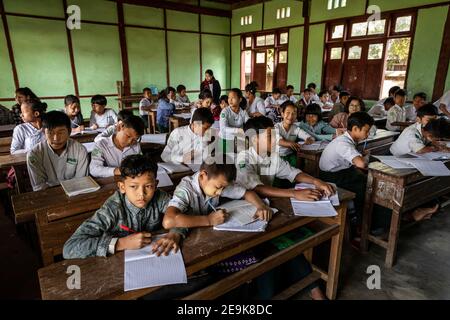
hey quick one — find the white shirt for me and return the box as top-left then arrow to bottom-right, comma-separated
368,104 -> 386,117
27,139 -> 89,191
405,105 -> 417,122
247,97 -> 266,116
275,122 -> 312,156
168,171 -> 246,216
161,125 -> 217,164
10,122 -> 45,154
390,122 -> 426,156
236,147 -> 301,190
94,124 -> 117,142
174,95 -> 190,108
317,101 -> 334,112
89,109 -> 118,128
219,106 -> 250,140
283,95 -> 298,104
386,105 -> 407,131
89,135 -> 142,178
319,132 -> 361,172
264,96 -> 285,110
433,90 -> 450,113
139,98 -> 152,116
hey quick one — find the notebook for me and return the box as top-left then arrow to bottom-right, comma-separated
60,176 -> 101,197
294,183 -> 339,206
141,133 -> 167,145
213,204 -> 279,232
156,169 -> 173,188
158,162 -> 191,174
124,235 -> 187,291
290,199 -> 337,217
299,141 -> 329,151
216,200 -> 259,226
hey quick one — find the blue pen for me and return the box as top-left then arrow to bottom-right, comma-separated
208,200 -> 217,212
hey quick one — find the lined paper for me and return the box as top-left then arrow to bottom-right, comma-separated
156,169 -> 173,188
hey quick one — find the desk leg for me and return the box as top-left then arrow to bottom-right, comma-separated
385,207 -> 401,268
360,171 -> 376,253
326,201 -> 347,300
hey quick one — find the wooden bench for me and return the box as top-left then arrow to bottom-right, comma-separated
37,188 -> 354,300
360,161 -> 450,268
0,136 -> 12,155
0,124 -> 15,138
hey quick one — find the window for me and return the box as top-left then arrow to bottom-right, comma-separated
351,22 -> 368,37
256,52 -> 265,64
330,47 -> 342,60
368,43 -> 384,60
245,37 -> 252,48
256,34 -> 275,46
279,51 -> 287,63
395,16 -> 412,33
240,15 -> 253,26
348,46 -> 362,59
368,19 -> 386,35
256,36 -> 265,46
277,7 -> 291,19
328,0 -> 347,10
266,34 -> 275,45
331,25 -> 344,39
280,32 -> 289,44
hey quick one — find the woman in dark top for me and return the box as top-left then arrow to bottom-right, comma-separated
200,69 -> 221,105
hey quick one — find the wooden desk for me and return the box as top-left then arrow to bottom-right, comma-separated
70,132 -> 99,144
169,114 -> 191,133
391,121 -> 414,132
0,152 -> 26,169
360,161 -> 450,268
38,188 -> 354,300
0,124 -> 15,138
0,136 -> 12,155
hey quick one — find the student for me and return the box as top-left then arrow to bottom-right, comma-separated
245,82 -> 266,118
298,104 -> 338,141
386,89 -> 407,131
156,87 -> 176,133
90,115 -> 145,178
330,85 -> 342,104
139,87 -> 153,128
219,88 -> 249,142
390,104 -> 444,156
94,109 -> 134,142
368,97 -> 395,117
64,154 -> 184,259
376,85 -> 401,106
219,95 -> 228,111
434,89 -> 450,117
11,87 -> 39,125
89,95 -> 118,129
405,92 -> 427,122
275,101 -> 314,167
329,91 -> 350,119
283,85 -> 298,104
63,95 -> 84,134
317,90 -> 333,112
10,99 -> 47,154
175,84 -> 191,107
307,83 -> 320,102
299,88 -> 313,108
27,111 -> 89,191
161,108 -> 216,165
264,88 -> 284,122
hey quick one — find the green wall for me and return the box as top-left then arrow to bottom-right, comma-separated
310,0 -> 366,23
305,24 -> 326,90
287,27 -> 303,91
231,36 -> 241,88
0,22 -> 16,99
263,0 -> 304,30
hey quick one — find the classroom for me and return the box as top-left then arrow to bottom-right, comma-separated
0,0 -> 450,302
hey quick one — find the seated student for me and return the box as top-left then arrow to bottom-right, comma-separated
276,101 -> 314,167
90,115 -> 145,178
299,88 -> 313,108
405,92 -> 427,122
200,90 -> 220,121
330,85 -> 342,104
156,87 -> 176,133
161,108 -> 216,165
298,104 -> 339,141
329,91 -> 350,119
174,84 -> 191,108
27,111 -> 89,191
139,87 -> 154,129
386,89 -> 408,131
64,154 -> 184,259
94,109 -> 133,142
307,82 -> 320,102
219,88 -> 249,143
10,99 -> 47,154
317,90 -> 333,112
368,97 -> 395,117
264,88 -> 285,122
283,85 -> 298,104
245,82 -> 266,118
376,85 -> 401,107
89,95 -> 118,129
63,95 -> 84,134
11,87 -> 39,125
390,104 -> 445,156
434,89 -> 450,117
219,95 -> 228,111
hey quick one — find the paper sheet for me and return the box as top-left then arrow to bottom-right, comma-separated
290,199 -> 337,217
214,219 -> 268,232
397,158 -> 450,176
158,162 -> 191,174
295,183 -> 339,206
156,169 -> 173,187
217,200 -> 258,226
418,152 -> 450,161
60,176 -> 101,197
299,141 -> 329,151
141,133 -> 167,144
175,113 -> 192,120
373,156 -> 414,169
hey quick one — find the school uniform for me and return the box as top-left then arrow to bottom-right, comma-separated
94,124 -> 117,142
156,99 -> 175,133
368,104 -> 386,117
139,98 -> 152,117
433,90 -> 450,114
405,105 -> 417,122
386,104 -> 407,131
219,106 -> 249,140
27,139 -> 89,191
161,125 -> 217,164
89,135 -> 142,178
264,96 -> 285,122
10,122 -> 45,154
247,97 -> 266,116
275,122 -> 311,165
89,108 -> 118,128
390,122 -> 427,156
282,95 -> 298,104
298,97 -> 312,107
297,121 -> 336,141
174,95 -> 191,108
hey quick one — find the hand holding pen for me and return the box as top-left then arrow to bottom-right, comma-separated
207,201 -> 228,226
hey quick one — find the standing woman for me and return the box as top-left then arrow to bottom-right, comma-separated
201,69 -> 221,105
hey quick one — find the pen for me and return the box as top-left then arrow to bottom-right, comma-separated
208,200 -> 217,212
119,224 -> 136,233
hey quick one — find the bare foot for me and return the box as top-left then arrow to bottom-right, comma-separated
310,287 -> 327,300
411,204 -> 439,221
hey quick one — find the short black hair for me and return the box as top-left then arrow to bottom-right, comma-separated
307,83 -> 317,90
347,112 -> 374,131
394,89 -> 406,98
117,109 -> 134,122
339,91 -> 350,99
219,95 -> 228,103
200,157 -> 236,183
205,69 -> 214,77
42,110 -> 71,132
120,154 -> 158,179
192,107 -> 214,125
64,95 -> 80,106
332,85 -> 342,92
200,89 -> 213,100
384,97 -> 395,106
280,100 -> 297,113
167,86 -> 176,94
143,87 -> 152,93
286,85 -> 294,91
417,103 -> 439,118
16,87 -> 39,100
345,96 -> 366,113
91,94 -> 107,106
229,88 -> 243,100
305,103 -> 322,121
122,115 -> 145,136
272,88 -> 282,95
389,86 -> 401,96
423,118 -> 450,139
243,116 -> 274,136
303,88 -> 312,93
318,90 -> 329,98
245,82 -> 257,95
176,84 -> 186,93
413,92 -> 427,101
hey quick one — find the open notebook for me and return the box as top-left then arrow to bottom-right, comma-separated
141,133 -> 167,145
158,162 -> 191,174
124,235 -> 187,291
60,176 -> 101,197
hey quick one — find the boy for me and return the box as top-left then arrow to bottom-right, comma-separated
433,89 -> 450,118
94,109 -> 133,142
175,84 -> 191,108
283,85 -> 298,104
317,90 -> 333,112
386,89 -> 407,131
63,154 -> 183,259
390,104 -> 444,156
90,115 -> 145,178
27,111 -> 89,191
329,91 -> 350,118
368,97 -> 394,117
376,85 -> 400,106
405,92 -> 427,122
139,87 -> 153,128
307,83 -> 320,102
161,108 -> 216,165
89,95 -> 118,129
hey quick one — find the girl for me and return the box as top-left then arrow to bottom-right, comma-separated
298,104 -> 339,141
156,87 -> 176,133
200,69 -> 221,105
64,95 -> 84,134
245,82 -> 266,118
264,88 -> 285,123
11,87 -> 39,125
